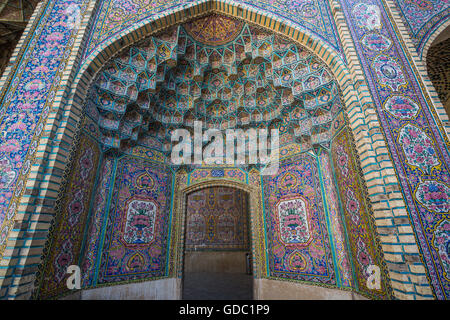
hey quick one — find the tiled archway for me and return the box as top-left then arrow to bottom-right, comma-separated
171,177 -> 265,299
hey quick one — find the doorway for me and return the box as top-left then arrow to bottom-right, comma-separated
181,186 -> 253,300
426,25 -> 450,118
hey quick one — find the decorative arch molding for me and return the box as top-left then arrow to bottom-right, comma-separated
62,7 -> 366,298
419,16 -> 450,123
62,6 -> 367,292
384,0 -> 450,135
64,0 -> 361,175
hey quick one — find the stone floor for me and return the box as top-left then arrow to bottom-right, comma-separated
182,272 -> 253,300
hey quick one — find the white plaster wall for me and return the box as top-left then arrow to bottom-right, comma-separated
80,278 -> 180,300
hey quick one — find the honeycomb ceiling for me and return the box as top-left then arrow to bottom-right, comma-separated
87,14 -> 342,155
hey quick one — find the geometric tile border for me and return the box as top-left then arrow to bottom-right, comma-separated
0,0 -> 445,300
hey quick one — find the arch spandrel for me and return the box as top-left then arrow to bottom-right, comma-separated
82,0 -> 343,63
